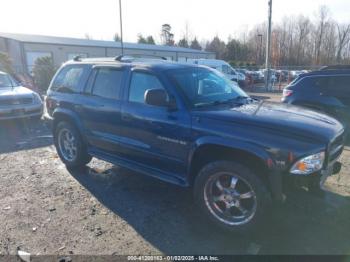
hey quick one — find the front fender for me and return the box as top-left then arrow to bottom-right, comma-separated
188,136 -> 272,172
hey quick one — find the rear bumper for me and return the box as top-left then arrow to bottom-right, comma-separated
0,103 -> 43,120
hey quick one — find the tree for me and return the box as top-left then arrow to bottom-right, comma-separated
113,33 -> 121,42
205,36 -> 226,59
146,36 -> 155,45
190,37 -> 202,50
313,6 -> 330,64
32,56 -> 56,92
137,34 -> 148,44
0,52 -> 14,75
161,24 -> 175,46
177,38 -> 189,48
336,23 -> 350,62
137,34 -> 155,45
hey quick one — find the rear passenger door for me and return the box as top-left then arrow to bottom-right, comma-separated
329,75 -> 350,125
328,76 -> 350,107
78,66 -> 125,153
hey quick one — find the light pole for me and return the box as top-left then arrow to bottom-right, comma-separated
258,34 -> 263,65
119,0 -> 124,56
265,0 -> 272,91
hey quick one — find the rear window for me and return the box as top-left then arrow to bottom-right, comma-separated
51,65 -> 88,93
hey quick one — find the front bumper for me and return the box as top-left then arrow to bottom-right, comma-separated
269,161 -> 342,202
0,103 -> 43,120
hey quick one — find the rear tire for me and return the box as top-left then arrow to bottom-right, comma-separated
194,161 -> 270,233
54,121 -> 92,169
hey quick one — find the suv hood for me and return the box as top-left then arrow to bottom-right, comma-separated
0,86 -> 34,97
194,101 -> 344,142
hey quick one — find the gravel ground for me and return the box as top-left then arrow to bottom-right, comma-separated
0,104 -> 350,256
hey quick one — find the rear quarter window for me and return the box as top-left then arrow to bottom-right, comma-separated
50,64 -> 89,93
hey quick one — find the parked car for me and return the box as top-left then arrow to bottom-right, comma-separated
0,71 -> 43,120
45,57 -> 344,232
282,66 -> 350,137
186,59 -> 246,87
248,70 -> 264,83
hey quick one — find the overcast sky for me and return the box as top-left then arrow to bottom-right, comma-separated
1,0 -> 349,43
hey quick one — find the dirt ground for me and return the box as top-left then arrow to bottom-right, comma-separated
1,95 -> 350,256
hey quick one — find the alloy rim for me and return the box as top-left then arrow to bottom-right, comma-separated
58,128 -> 78,162
204,172 -> 257,226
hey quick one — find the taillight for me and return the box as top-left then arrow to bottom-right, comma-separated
283,89 -> 293,97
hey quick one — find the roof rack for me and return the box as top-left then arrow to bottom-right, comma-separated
114,54 -> 167,61
73,55 -> 82,61
319,65 -> 350,70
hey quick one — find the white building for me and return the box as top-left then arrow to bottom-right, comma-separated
0,32 -> 215,74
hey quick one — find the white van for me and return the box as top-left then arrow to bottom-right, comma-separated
186,59 -> 246,85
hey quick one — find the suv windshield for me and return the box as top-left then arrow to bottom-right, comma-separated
167,67 -> 248,108
0,74 -> 14,88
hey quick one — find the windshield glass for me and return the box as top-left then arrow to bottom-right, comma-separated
0,74 -> 13,88
167,67 -> 248,108
222,64 -> 236,75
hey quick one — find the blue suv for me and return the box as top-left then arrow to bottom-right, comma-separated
45,57 -> 345,232
282,66 -> 350,138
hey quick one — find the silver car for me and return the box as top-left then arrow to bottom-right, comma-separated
0,71 -> 43,120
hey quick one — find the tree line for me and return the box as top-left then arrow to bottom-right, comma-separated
126,6 -> 350,67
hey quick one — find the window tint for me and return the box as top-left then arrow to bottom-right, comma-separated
222,65 -> 235,75
51,65 -> 86,93
0,74 -> 13,88
129,72 -> 164,104
329,76 -> 350,94
92,68 -> 123,100
310,77 -> 328,91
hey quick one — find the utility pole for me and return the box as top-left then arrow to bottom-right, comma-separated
265,0 -> 272,91
119,0 -> 124,56
258,34 -> 263,65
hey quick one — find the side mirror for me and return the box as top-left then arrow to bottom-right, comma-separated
144,88 -> 176,110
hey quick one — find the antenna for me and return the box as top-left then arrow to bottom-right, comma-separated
119,0 -> 124,56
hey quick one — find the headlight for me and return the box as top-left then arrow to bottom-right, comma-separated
32,93 -> 42,104
290,152 -> 325,175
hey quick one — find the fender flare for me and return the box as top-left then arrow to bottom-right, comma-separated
187,136 -> 271,175
52,108 -> 85,139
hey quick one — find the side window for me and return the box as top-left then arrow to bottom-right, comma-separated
329,76 -> 350,95
91,68 -> 123,100
310,77 -> 328,92
51,65 -> 86,93
129,72 -> 165,104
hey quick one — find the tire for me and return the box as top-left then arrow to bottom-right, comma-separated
194,161 -> 270,233
54,121 -> 92,169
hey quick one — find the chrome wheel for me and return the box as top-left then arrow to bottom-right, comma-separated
204,172 -> 257,226
58,128 -> 78,162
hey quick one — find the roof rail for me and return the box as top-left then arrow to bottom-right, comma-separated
319,65 -> 350,70
114,54 -> 167,61
73,55 -> 82,61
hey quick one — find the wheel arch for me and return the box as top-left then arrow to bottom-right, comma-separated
188,138 -> 271,190
52,109 -> 85,139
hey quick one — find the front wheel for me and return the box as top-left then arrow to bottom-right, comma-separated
54,121 -> 92,169
194,161 -> 270,233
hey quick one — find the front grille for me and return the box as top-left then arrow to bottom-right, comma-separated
0,97 -> 33,106
328,133 -> 345,163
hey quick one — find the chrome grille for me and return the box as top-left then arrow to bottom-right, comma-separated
328,133 -> 345,163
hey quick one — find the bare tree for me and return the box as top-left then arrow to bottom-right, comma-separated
336,23 -> 350,62
313,6 -> 330,64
